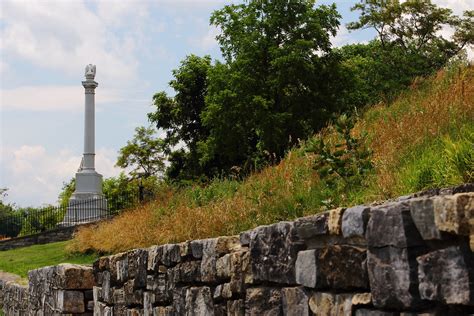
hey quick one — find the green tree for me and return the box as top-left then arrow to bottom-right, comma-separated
116,126 -> 166,179
199,0 -> 342,174
148,55 -> 212,181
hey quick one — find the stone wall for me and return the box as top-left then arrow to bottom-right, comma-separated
1,185 -> 473,315
1,264 -> 94,315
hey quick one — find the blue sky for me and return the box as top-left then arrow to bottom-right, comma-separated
0,0 -> 472,207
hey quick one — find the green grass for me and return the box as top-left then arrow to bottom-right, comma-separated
0,241 -> 98,278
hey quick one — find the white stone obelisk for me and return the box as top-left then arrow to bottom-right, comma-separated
63,64 -> 107,224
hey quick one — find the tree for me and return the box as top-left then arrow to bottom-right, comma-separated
148,55 -> 212,181
347,0 -> 473,98
199,0 -> 342,174
116,126 -> 166,179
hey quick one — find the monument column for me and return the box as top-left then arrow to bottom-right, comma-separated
63,64 -> 106,224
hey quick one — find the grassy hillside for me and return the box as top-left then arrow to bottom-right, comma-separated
69,63 -> 473,254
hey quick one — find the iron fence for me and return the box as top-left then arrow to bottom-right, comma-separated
0,191 -> 152,240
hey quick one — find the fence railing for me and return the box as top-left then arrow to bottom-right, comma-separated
0,191 -> 152,240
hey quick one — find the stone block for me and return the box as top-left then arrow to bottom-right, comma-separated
245,287 -> 281,316
367,246 -> 426,310
184,286 -> 214,315
409,198 -> 442,240
352,293 -> 372,306
147,245 -> 164,272
143,291 -> 155,316
367,202 -> 424,248
124,279 -> 143,306
190,239 -> 205,259
216,253 -> 232,280
152,306 -> 174,316
200,238 -> 219,283
128,249 -> 148,287
179,260 -> 202,283
227,299 -> 245,316
113,288 -> 126,305
250,221 -> 305,284
281,287 -> 309,316
417,246 -> 473,305
342,205 -> 371,239
295,212 -> 329,239
308,292 -> 353,316
57,290 -> 85,313
295,245 -> 368,290
101,270 -> 113,304
109,252 -> 128,285
215,235 -> 241,255
434,193 -> 472,235
213,283 -> 232,300
51,264 -> 95,290
162,244 -> 181,266
328,207 -> 345,235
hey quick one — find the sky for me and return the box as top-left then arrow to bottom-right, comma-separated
0,0 -> 472,207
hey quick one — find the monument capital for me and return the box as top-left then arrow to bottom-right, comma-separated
85,64 -> 96,80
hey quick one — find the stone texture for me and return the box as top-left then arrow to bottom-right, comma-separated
342,205 -> 371,239
328,207 -> 345,235
295,212 -> 329,239
227,299 -> 245,316
200,238 -> 219,283
367,202 -> 424,248
184,286 -> 214,315
352,293 -> 372,306
367,246 -> 426,310
57,290 -> 85,313
355,309 -> 398,316
245,287 -> 281,316
409,198 -> 442,240
417,246 -> 473,305
249,221 -> 305,284
434,193 -> 472,235
281,287 -> 309,316
55,264 -> 95,290
295,245 -> 368,290
308,292 -> 353,316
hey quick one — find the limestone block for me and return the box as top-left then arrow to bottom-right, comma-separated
179,241 -> 191,258
57,290 -> 85,313
117,256 -> 129,284
417,246 -> 473,305
113,288 -> 126,305
179,260 -> 202,283
367,202 -> 424,248
295,212 -> 329,239
342,205 -> 371,239
162,244 -> 181,266
216,253 -> 232,280
190,239 -> 205,259
184,286 -> 214,315
172,287 -> 188,316
355,309 -> 398,316
109,252 -> 128,285
124,279 -> 143,306
215,235 -> 241,255
94,301 -> 113,316
308,292 -> 353,316
281,287 -> 309,316
152,306 -> 174,316
53,264 -> 95,290
93,286 -> 102,303
213,283 -> 232,300
128,249 -> 148,289
245,287 -> 281,316
328,207 -> 345,235
127,308 -> 144,316
101,271 -> 113,304
409,198 -> 442,240
214,304 -> 227,316
143,291 -> 155,316
249,221 -> 305,284
367,246 -> 426,310
200,238 -> 219,283
147,245 -> 164,272
434,193 -> 472,235
146,273 -> 168,303
295,245 -> 368,290
352,293 -> 372,306
227,299 -> 245,316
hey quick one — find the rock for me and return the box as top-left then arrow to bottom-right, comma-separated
124,279 -> 143,306
245,287 -> 281,316
143,291 -> 155,316
367,246 -> 426,310
152,306 -> 174,316
53,264 -> 95,290
434,193 -> 472,235
213,283 -> 232,300
295,212 -> 329,239
328,207 -> 345,235
250,221 -> 305,284
184,286 -> 214,315
281,287 -> 309,316
179,260 -> 202,283
342,205 -> 371,239
216,253 -> 232,280
214,304 -> 227,316
409,198 -> 442,240
227,299 -> 245,316
295,245 -> 368,290
101,271 -> 113,304
308,292 -> 353,316
117,256 -> 129,284
200,238 -> 218,283
215,235 -> 241,255
113,288 -> 126,305
128,249 -> 148,288
352,293 -> 372,306
162,244 -> 181,266
147,246 -> 164,272
190,239 -> 205,259
56,290 -> 85,313
367,202 -> 425,248
417,246 -> 473,305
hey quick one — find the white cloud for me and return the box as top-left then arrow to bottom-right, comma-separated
189,26 -> 220,51
1,145 -> 121,207
0,85 -> 122,111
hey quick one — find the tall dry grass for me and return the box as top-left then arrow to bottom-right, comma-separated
68,64 -> 474,254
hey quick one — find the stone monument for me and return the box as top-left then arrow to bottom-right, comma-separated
63,64 -> 107,224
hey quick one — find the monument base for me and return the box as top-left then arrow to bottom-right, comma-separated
60,171 -> 108,226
